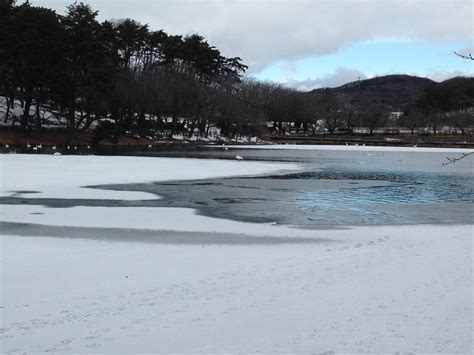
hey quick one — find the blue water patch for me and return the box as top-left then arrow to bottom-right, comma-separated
294,172 -> 473,213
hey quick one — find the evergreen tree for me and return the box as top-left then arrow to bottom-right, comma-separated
0,0 -> 250,137
114,19 -> 149,71
61,2 -> 115,130
0,0 -> 16,15
0,2 -> 65,128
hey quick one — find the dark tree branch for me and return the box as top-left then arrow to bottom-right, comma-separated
442,152 -> 474,165
454,51 -> 474,60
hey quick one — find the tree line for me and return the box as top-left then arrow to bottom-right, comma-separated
1,1 -> 472,142
0,1 -> 250,140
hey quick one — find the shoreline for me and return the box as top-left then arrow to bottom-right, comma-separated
1,126 -> 474,154
1,140 -> 473,156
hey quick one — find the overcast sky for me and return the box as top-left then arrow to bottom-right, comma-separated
31,0 -> 473,90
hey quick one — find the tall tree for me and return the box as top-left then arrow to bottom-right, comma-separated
0,2 -> 65,128
0,0 -> 16,15
61,2 -> 116,130
114,19 -> 149,71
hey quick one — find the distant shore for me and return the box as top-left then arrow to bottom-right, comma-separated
0,127 -> 473,155
269,134 -> 474,149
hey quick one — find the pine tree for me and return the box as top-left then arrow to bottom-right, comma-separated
61,2 -> 116,130
0,0 -> 16,15
0,2 -> 65,128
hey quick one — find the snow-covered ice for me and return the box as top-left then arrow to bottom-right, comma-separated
0,154 -> 299,200
0,205 -> 315,236
0,153 -> 472,353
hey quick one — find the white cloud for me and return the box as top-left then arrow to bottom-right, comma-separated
283,67 -> 368,91
282,68 -> 473,91
428,70 -> 474,82
32,0 -> 473,73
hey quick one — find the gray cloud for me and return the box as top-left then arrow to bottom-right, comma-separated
32,0 -> 473,73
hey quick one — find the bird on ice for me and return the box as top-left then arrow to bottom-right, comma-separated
235,155 -> 244,160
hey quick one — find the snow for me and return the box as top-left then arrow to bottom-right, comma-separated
0,154 -> 472,353
0,154 -> 299,201
1,224 -> 472,353
224,144 -> 474,153
0,205 -> 313,237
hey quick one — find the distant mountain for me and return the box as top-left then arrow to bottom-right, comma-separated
311,75 -> 437,111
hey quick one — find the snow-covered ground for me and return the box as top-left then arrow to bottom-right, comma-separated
1,225 -> 472,353
0,154 -> 472,353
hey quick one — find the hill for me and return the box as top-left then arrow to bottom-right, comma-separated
311,74 -> 437,111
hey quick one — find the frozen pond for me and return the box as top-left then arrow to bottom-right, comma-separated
2,146 -> 472,227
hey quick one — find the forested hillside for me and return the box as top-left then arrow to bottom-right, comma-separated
320,75 -> 436,111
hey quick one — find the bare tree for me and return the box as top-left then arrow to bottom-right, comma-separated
357,103 -> 386,134
448,111 -> 472,135
315,92 -> 344,134
401,107 -> 426,134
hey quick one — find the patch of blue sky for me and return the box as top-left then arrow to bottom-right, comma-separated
255,40 -> 473,82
